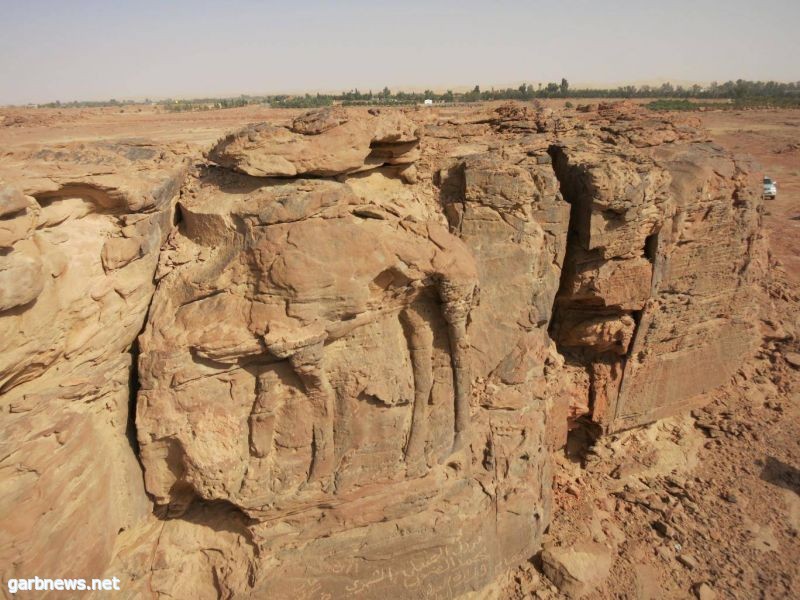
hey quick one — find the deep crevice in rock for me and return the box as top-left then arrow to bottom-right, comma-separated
125,198 -> 185,485
547,144 -> 641,433
126,336 -> 142,458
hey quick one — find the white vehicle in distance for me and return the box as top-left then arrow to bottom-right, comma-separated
763,176 -> 777,199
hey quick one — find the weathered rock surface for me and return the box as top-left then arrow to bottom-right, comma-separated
548,103 -> 764,431
135,109 -> 551,597
0,104 -> 766,598
0,141 -> 187,586
208,107 -> 421,178
542,542 -> 614,598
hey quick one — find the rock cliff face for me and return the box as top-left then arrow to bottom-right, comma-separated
0,141 -> 187,583
0,103 -> 766,598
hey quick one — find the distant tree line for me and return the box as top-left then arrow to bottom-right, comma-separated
32,79 -> 800,111
268,79 -> 800,109
38,98 -> 127,108
161,96 -> 251,112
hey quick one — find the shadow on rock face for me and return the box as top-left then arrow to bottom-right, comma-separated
760,456 -> 800,495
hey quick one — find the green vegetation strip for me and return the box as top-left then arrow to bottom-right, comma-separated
29,79 -> 800,112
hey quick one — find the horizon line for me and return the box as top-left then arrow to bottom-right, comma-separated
5,76 -> 800,107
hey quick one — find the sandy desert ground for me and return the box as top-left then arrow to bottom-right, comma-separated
700,110 -> 800,283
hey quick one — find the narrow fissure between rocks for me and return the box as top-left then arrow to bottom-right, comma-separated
546,144 -> 646,437
644,231 -> 659,264
126,337 -> 142,457
125,198 -> 182,488
547,144 -> 600,441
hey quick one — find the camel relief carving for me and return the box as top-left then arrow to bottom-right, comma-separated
261,272 -> 477,486
136,108 -> 481,509
137,172 -> 479,508
238,203 -> 479,488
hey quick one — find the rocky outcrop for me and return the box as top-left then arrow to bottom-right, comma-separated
134,110 -> 549,597
0,104 -> 766,599
0,141 -> 188,585
547,104 -> 764,432
208,107 -> 421,179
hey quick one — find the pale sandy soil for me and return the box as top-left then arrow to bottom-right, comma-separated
699,110 -> 800,283
0,105 -> 303,147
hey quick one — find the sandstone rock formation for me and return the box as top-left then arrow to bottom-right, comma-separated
0,103 -> 766,599
0,141 -> 187,584
208,107 -> 421,179
135,109 -> 550,597
548,102 -> 763,432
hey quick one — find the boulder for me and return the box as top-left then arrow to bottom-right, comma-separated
542,542 -> 614,598
207,107 -> 421,177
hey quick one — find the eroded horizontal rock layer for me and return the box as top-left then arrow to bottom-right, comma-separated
0,141 -> 187,584
0,103 -> 765,599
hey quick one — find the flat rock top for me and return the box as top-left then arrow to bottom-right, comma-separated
0,139 -> 190,212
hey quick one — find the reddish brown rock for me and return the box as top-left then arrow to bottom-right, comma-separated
0,104 -> 767,598
542,542 -> 614,598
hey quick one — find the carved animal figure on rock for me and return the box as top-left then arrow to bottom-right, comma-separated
136,113 -> 479,511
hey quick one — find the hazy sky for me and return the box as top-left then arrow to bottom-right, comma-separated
1,0 -> 798,104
